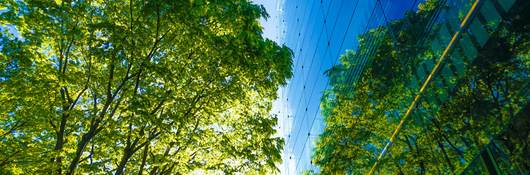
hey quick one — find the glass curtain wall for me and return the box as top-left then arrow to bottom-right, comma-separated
313,0 -> 529,174
278,0 -> 423,174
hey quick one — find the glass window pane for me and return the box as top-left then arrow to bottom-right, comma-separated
441,63 -> 456,90
450,51 -> 466,77
441,63 -> 454,78
459,34 -> 478,61
438,25 -> 452,46
423,59 -> 435,73
409,77 -> 419,91
497,0 -> 516,12
431,37 -> 444,57
480,0 -> 502,30
469,19 -> 489,47
417,66 -> 426,82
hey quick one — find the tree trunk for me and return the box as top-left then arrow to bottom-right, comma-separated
115,148 -> 134,175
138,144 -> 149,175
53,114 -> 68,175
66,119 -> 100,175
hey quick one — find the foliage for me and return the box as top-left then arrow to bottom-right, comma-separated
0,0 -> 292,174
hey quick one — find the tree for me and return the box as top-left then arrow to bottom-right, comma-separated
0,0 -> 292,174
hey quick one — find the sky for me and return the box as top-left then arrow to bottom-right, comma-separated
253,0 -> 283,42
250,0 -> 296,174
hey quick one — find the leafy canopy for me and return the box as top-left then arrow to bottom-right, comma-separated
0,0 -> 293,174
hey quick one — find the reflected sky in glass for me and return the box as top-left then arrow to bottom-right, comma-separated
254,0 -> 424,174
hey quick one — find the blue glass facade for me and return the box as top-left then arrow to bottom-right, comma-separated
273,0 -> 530,174
276,0 -> 424,173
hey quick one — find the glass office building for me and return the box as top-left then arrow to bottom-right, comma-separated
275,0 -> 529,174
276,0 -> 425,174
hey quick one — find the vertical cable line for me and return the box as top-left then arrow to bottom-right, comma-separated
292,0 -> 369,169
283,0 -> 316,138
283,0 -> 313,102
291,0 -> 316,61
284,4 -> 321,136
285,0 -> 316,99
284,1 -> 339,172
293,0 -> 379,168
286,0 -> 314,103
342,0 -> 407,94
340,2 -> 379,94
286,0 -> 338,151
280,1 -> 314,168
290,0 -> 333,92
366,0 -> 483,174
289,0 -> 345,153
291,0 -> 361,169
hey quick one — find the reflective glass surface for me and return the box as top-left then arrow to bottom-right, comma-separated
277,0 -> 529,174
277,0 -> 422,173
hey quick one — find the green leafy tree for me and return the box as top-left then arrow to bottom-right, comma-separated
0,0 -> 292,174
